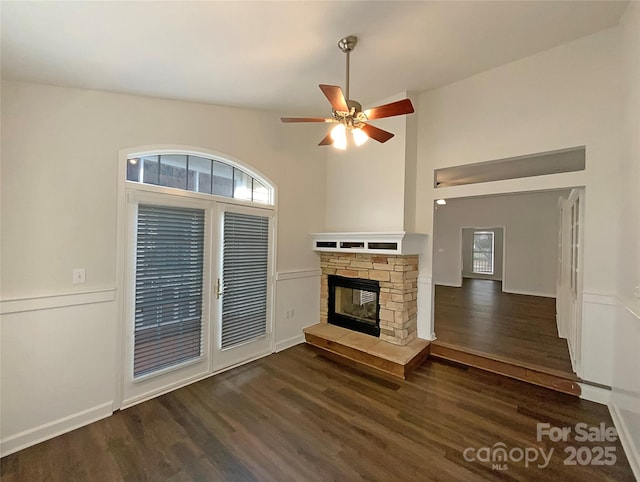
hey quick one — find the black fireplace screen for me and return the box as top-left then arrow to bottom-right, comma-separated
328,275 -> 380,336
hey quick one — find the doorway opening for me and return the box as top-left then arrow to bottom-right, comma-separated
431,189 -> 580,381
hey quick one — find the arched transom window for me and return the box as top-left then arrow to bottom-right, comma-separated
126,153 -> 273,205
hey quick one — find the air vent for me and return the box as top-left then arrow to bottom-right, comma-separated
316,241 -> 337,248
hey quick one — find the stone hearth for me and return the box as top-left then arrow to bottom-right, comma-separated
320,252 -> 419,346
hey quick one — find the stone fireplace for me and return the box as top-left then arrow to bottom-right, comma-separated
320,252 -> 419,346
307,232 -> 431,378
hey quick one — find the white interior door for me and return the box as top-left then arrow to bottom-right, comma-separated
212,203 -> 274,371
568,190 -> 583,371
556,188 -> 583,373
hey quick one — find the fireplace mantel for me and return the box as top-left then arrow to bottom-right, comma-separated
310,231 -> 428,255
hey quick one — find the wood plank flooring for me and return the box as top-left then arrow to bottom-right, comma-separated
1,344 -> 634,481
435,279 -> 575,375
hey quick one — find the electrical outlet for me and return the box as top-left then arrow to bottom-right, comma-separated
72,268 -> 86,284
634,285 -> 640,298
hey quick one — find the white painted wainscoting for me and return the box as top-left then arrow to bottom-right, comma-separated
0,290 -> 117,456
0,269 -> 323,457
580,292 -> 616,387
417,276 -> 435,341
609,300 -> 640,480
577,293 -> 640,479
274,269 -> 322,352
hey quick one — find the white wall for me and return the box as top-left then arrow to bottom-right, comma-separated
325,92 -> 410,232
415,27 -> 622,299
1,82 -> 325,298
433,192 -> 564,297
611,2 -> 640,477
0,81 -> 326,454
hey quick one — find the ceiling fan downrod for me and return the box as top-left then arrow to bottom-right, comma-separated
338,36 -> 357,102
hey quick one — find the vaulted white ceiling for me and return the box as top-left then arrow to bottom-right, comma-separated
1,1 -> 628,114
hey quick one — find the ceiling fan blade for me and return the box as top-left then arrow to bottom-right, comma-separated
319,84 -> 349,112
361,123 -> 395,143
281,117 -> 330,123
365,98 -> 414,120
318,132 -> 333,146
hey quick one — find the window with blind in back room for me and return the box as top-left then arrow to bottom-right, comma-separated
133,204 -> 205,378
473,231 -> 495,275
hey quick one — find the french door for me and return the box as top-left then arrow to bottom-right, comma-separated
212,204 -> 273,370
122,192 -> 273,407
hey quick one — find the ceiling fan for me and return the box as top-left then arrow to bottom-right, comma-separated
281,35 -> 415,149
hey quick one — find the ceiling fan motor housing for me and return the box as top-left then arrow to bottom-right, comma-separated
338,36 -> 357,53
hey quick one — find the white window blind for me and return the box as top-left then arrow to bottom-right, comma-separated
221,211 -> 269,349
134,204 -> 205,377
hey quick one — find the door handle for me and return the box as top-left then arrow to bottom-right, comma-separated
216,278 -> 224,299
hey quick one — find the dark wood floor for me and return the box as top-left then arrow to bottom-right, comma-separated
1,344 -> 633,481
435,279 -> 575,375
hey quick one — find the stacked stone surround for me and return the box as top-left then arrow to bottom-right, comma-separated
319,252 -> 419,346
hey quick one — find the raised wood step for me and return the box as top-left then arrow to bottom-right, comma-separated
303,323 -> 430,379
430,340 -> 581,396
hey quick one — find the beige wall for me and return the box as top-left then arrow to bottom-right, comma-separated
325,92 -> 411,232
617,1 -> 640,315
612,1 -> 640,474
415,26 -> 622,298
433,192 -> 563,296
1,81 -> 326,298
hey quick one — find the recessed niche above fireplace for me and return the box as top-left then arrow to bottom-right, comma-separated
311,232 -> 427,255
328,275 -> 380,337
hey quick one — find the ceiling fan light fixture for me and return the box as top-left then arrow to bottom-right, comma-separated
280,35 -> 414,148
330,123 -> 347,149
352,127 -> 369,146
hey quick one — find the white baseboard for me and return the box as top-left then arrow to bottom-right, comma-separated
503,288 -> 555,298
579,383 -> 611,405
433,282 -> 462,288
609,401 -> 640,480
275,334 -> 305,352
1,401 -> 113,457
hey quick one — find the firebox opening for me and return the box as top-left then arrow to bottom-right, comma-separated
328,275 -> 380,337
